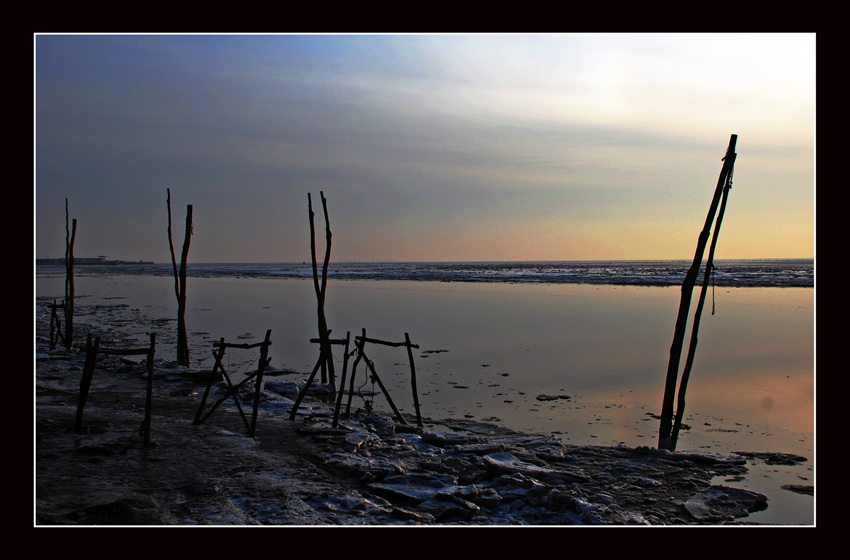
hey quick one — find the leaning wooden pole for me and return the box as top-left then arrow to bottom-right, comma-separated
167,189 -> 193,366
64,199 -> 77,350
670,159 -> 735,449
658,134 -> 737,451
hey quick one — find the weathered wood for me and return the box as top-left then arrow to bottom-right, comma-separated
74,333 -> 157,446
64,199 -> 76,349
356,335 -> 421,349
49,300 -> 65,350
142,333 -> 156,446
342,329 -> 408,424
332,332 -> 352,428
405,332 -> 423,427
167,188 -> 193,366
658,134 -> 737,450
194,338 -> 226,425
195,332 -> 273,438
248,330 -> 273,437
75,334 -> 100,434
670,157 -> 735,449
196,349 -> 250,429
308,192 -> 335,387
97,347 -> 152,356
214,340 -> 272,350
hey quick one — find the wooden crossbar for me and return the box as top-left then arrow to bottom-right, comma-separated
334,328 -> 423,428
75,332 -> 156,446
193,330 -> 272,437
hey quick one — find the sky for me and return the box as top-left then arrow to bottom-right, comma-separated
34,33 -> 815,263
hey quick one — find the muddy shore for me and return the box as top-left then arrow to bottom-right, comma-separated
35,315 -> 806,526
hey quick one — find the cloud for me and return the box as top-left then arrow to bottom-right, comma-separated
35,33 -> 815,262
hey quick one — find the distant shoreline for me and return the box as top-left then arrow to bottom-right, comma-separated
35,259 -> 813,289
35,257 -> 814,267
35,258 -> 154,266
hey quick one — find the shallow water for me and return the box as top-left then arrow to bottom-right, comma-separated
35,271 -> 814,524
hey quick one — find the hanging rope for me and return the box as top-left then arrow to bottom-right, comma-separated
711,264 -> 717,315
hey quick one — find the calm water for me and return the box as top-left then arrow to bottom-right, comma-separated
35,260 -> 815,524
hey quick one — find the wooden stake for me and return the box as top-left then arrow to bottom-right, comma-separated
405,332 -> 423,427
75,334 -> 100,434
142,333 -> 156,446
308,192 -> 335,388
248,330 -> 273,437
670,158 -> 735,449
658,134 -> 737,450
64,199 -> 76,349
332,332 -> 352,428
167,188 -> 193,366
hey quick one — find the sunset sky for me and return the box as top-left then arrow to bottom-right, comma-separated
34,33 -> 815,263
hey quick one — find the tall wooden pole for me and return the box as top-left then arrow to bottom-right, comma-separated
308,192 -> 335,388
64,199 -> 76,349
669,157 -> 735,449
167,189 -> 193,366
658,134 -> 737,450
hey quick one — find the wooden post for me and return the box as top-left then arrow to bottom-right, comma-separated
344,334 -> 364,417
332,332 -> 352,428
75,334 -> 100,434
340,329 -> 409,425
248,330 -> 273,437
73,334 -> 158,443
64,199 -> 77,350
308,192 -> 335,389
49,299 -> 65,350
405,333 -> 423,427
167,189 -> 193,366
195,332 -> 273,435
49,300 -> 56,350
658,134 -> 737,450
194,337 -> 226,424
670,159 -> 735,449
142,333 -> 156,446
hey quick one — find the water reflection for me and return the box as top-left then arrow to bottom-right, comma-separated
37,275 -> 813,458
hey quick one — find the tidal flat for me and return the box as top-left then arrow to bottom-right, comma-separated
34,270 -> 814,525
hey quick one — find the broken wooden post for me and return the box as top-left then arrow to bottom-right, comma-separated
64,199 -> 77,350
167,188 -> 193,366
658,134 -> 737,451
308,191 -> 335,389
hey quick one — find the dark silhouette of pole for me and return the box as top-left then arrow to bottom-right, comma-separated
669,156 -> 735,449
308,192 -> 335,388
64,199 -> 77,349
167,188 -> 193,366
658,134 -> 737,451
